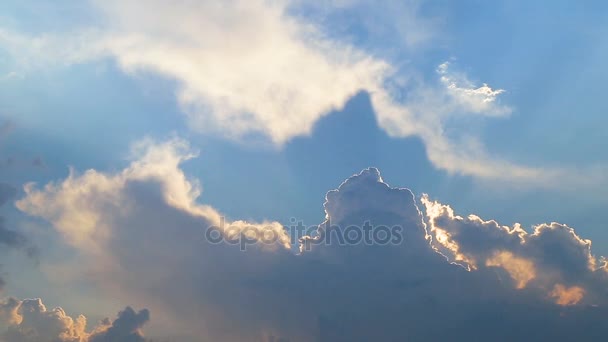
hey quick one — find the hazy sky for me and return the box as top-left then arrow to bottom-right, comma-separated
1,1 -> 608,341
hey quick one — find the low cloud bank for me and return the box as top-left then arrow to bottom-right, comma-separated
13,139 -> 608,341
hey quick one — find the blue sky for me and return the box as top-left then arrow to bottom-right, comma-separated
2,0 -> 606,244
1,1 -> 608,341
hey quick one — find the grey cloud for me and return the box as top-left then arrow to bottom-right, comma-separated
89,307 -> 150,342
15,140 -> 608,341
423,195 -> 608,305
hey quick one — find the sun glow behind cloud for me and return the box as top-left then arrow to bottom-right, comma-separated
422,193 -> 608,307
6,137 -> 608,340
1,1 -> 608,341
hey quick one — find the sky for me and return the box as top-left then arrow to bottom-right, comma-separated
0,0 -> 607,341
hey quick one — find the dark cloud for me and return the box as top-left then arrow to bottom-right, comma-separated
15,140 -> 608,341
0,298 -> 150,342
89,307 -> 150,342
423,196 -> 608,304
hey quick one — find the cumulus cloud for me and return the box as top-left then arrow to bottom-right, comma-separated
0,297 -> 149,342
17,138 -> 290,252
422,194 -> 608,305
88,306 -> 150,342
14,138 -> 608,341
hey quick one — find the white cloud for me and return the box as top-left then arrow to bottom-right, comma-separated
369,62 -> 608,187
1,0 -> 606,186
94,0 -> 390,145
14,139 -> 608,341
436,61 -> 510,116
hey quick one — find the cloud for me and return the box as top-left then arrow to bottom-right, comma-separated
369,61 -> 567,184
1,298 -> 88,342
550,284 -> 585,306
0,297 -> 149,342
436,61 -> 510,116
88,307 -> 150,342
422,194 -> 608,305
16,137 -> 290,253
15,138 -> 608,341
3,0 -> 605,186
96,0 -> 389,145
